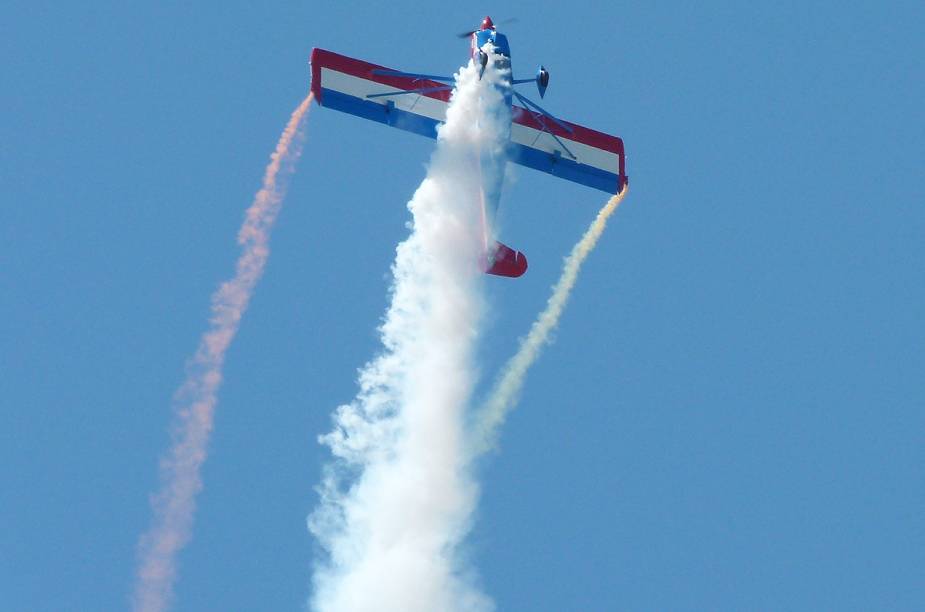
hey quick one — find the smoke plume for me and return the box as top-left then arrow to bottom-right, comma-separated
470,189 -> 627,456
308,57 -> 509,612
133,92 -> 313,612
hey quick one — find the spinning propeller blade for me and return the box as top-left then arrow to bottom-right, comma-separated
456,17 -> 517,38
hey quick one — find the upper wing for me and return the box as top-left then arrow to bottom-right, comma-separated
310,48 -> 451,140
509,105 -> 627,194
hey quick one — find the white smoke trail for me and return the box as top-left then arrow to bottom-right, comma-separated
133,92 -> 313,612
309,58 -> 509,612
470,189 -> 627,456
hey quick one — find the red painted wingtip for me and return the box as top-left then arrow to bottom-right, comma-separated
309,47 -> 323,104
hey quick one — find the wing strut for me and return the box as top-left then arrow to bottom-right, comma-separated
513,92 -> 574,134
366,85 -> 453,99
370,69 -> 454,82
513,92 -> 577,160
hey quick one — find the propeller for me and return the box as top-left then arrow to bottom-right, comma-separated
456,17 -> 518,38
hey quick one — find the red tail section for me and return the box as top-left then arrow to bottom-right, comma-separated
483,241 -> 528,278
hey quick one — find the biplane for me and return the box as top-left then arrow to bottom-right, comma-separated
309,16 -> 627,278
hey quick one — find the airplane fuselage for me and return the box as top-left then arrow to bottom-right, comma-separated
470,26 -> 515,108
467,22 -> 516,246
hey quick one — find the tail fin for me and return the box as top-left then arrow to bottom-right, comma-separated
483,241 -> 528,278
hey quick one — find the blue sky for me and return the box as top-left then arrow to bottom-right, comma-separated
2,2 -> 923,610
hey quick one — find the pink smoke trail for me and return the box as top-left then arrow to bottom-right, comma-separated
133,92 -> 313,612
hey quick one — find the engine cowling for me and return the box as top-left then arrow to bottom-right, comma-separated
536,66 -> 549,98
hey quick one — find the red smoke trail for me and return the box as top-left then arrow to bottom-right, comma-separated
133,92 -> 313,612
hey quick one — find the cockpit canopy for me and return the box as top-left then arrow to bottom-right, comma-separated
475,28 -> 510,57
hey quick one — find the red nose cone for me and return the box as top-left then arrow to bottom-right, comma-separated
480,16 -> 494,30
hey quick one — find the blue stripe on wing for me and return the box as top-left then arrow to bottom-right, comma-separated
319,88 -> 441,140
507,142 -> 620,193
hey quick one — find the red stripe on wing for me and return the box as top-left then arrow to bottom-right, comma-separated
310,48 -> 453,105
512,106 -> 624,153
512,106 -> 626,179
